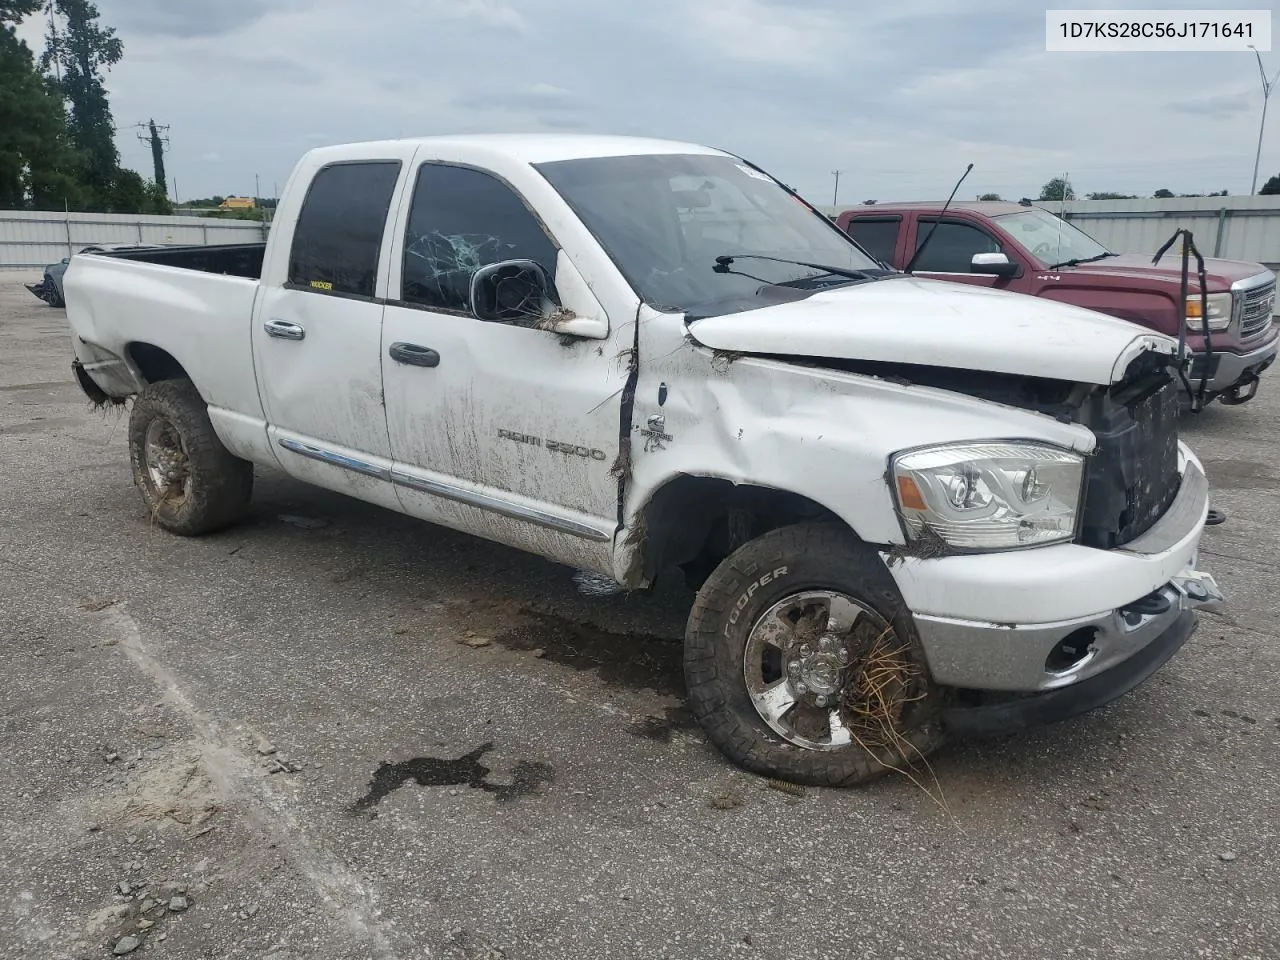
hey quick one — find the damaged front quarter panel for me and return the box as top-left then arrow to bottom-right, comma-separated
612,314 -> 1097,587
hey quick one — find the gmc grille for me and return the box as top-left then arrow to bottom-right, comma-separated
1079,375 -> 1181,549
1239,279 -> 1275,342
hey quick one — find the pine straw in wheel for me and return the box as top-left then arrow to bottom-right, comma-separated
840,626 -> 952,816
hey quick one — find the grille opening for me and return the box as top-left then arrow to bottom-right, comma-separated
1045,627 -> 1098,674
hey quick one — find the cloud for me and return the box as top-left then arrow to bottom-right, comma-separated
14,0 -> 1278,204
1171,93 -> 1253,117
97,0 -> 276,37
452,83 -> 588,115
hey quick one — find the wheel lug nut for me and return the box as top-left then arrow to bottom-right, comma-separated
799,643 -> 812,657
794,682 -> 808,695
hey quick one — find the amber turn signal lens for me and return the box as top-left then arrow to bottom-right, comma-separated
896,475 -> 926,510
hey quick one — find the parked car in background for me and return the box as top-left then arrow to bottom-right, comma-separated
837,202 -> 1277,407
25,243 -> 164,307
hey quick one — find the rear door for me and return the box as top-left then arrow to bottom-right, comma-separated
907,216 -> 1019,289
842,215 -> 904,269
252,146 -> 415,509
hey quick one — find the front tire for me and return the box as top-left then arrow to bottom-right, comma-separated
684,523 -> 944,786
128,379 -> 253,535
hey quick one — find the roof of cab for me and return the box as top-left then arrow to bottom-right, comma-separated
308,134 -> 727,166
844,201 -> 1033,217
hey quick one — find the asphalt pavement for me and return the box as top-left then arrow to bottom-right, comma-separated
1,273 -> 1277,960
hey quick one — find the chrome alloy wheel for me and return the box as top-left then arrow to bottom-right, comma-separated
743,590 -> 892,751
143,417 -> 191,506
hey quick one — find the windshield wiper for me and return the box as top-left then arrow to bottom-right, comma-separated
1047,252 -> 1117,270
713,254 -> 876,282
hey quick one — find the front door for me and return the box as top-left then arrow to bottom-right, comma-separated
380,160 -> 625,572
909,217 -> 1018,290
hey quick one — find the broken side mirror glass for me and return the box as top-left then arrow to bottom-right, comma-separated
468,259 -> 558,326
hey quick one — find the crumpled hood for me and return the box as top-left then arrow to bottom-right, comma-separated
687,275 -> 1176,385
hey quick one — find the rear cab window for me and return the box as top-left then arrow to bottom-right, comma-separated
288,161 -> 402,298
843,217 -> 901,266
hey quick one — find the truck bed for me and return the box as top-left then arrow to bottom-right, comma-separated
109,242 -> 267,280
64,248 -> 266,420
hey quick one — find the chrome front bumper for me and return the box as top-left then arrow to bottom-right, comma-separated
914,565 -> 1221,693
1193,335 -> 1277,392
901,451 -> 1218,694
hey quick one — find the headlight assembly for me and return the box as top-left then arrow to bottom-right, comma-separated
1185,291 -> 1233,332
891,442 -> 1085,551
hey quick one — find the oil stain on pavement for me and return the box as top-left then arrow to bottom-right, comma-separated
350,743 -> 554,812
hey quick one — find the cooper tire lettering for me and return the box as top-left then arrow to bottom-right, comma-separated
723,566 -> 790,635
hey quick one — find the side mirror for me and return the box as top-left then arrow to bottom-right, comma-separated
971,252 -> 1018,277
468,260 -> 557,326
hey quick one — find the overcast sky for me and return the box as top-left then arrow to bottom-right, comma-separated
14,0 -> 1280,204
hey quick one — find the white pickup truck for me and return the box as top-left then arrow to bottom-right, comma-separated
65,134 -> 1222,786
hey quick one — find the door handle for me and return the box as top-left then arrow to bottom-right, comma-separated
264,319 -> 305,341
388,342 -> 440,367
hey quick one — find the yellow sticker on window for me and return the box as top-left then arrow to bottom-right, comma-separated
310,280 -> 333,291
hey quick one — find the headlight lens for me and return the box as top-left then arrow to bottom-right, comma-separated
1185,291 -> 1233,331
891,442 -> 1085,551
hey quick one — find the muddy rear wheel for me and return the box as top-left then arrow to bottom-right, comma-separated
128,379 -> 253,535
684,523 -> 944,786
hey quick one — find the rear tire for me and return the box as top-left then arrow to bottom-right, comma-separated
128,379 -> 253,535
684,523 -> 945,786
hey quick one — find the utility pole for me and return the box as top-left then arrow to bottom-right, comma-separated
255,173 -> 261,203
831,170 -> 841,207
135,120 -> 170,196
1249,45 -> 1280,194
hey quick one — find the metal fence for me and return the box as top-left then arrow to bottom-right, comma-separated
1038,196 -> 1280,271
0,209 -> 267,270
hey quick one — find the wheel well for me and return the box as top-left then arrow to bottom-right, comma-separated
636,476 -> 843,586
127,343 -> 188,384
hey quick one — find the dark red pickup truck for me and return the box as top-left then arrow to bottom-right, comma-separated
836,201 -> 1278,406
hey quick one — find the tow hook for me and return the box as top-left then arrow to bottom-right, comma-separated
1171,571 -> 1225,614
1219,373 -> 1260,406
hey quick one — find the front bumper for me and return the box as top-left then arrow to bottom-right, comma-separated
1190,334 -> 1277,392
25,278 -> 54,304
941,608 -> 1198,736
887,445 -> 1217,701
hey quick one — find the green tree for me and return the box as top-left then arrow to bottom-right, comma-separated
41,0 -> 122,205
1153,188 -> 1175,198
977,192 -> 1003,201
99,167 -> 170,214
1086,191 -> 1136,200
0,1 -> 85,208
1038,177 -> 1075,201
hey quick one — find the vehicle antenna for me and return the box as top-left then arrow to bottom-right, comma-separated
1056,170 -> 1070,267
903,163 -> 973,273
